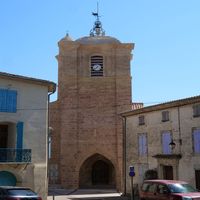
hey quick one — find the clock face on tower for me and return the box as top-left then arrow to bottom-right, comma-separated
92,64 -> 101,71
91,55 -> 103,77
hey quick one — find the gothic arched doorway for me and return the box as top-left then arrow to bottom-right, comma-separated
79,154 -> 116,188
92,160 -> 109,185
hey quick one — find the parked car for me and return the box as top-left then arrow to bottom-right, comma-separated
140,179 -> 200,200
0,186 -> 42,200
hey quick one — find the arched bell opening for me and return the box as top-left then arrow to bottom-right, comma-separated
79,154 -> 116,189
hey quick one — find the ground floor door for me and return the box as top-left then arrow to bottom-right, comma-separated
163,165 -> 173,180
0,171 -> 16,186
195,170 -> 200,190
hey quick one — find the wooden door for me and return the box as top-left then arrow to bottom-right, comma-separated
195,170 -> 200,190
163,166 -> 173,180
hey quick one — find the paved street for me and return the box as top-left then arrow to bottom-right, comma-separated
48,189 -> 132,200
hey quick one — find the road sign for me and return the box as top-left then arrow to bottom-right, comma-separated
129,166 -> 135,177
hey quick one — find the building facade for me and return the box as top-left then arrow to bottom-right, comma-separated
122,95 -> 200,193
0,72 -> 56,199
49,16 -> 134,191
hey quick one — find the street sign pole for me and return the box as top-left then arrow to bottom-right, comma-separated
130,176 -> 134,200
129,166 -> 135,200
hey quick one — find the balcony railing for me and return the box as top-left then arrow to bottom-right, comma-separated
0,148 -> 31,163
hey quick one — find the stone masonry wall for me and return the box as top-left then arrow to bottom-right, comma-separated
50,39 -> 134,191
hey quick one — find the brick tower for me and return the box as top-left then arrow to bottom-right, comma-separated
49,13 -> 134,191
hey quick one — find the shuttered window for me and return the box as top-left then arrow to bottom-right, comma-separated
193,104 -> 200,117
0,89 -> 17,113
139,115 -> 145,125
138,164 -> 148,184
162,131 -> 172,154
90,55 -> 103,77
162,111 -> 169,122
16,121 -> 24,149
193,128 -> 200,154
138,133 -> 147,156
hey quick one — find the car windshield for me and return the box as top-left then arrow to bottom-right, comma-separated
7,189 -> 36,196
168,183 -> 198,193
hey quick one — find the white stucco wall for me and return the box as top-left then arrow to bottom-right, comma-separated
0,78 -> 50,199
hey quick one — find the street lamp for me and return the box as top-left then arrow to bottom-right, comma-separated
169,139 -> 176,150
48,127 -> 53,159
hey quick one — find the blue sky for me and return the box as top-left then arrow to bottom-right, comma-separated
0,0 -> 200,105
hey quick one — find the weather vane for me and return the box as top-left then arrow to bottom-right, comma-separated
90,2 -> 105,36
92,2 -> 99,20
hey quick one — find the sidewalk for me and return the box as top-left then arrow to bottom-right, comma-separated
47,189 -> 128,200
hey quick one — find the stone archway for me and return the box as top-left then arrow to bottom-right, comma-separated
92,160 -> 109,185
79,154 -> 116,188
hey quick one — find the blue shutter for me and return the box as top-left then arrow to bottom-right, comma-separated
7,90 -> 17,112
143,134 -> 147,155
0,89 -> 7,112
162,132 -> 171,154
139,135 -> 143,155
193,129 -> 200,153
0,89 -> 17,113
139,134 -> 147,156
16,122 -> 23,149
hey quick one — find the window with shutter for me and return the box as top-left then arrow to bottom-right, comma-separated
90,55 -> 103,77
138,133 -> 147,156
193,105 -> 200,118
139,115 -> 145,125
162,111 -> 169,122
138,163 -> 148,184
193,128 -> 200,154
0,89 -> 17,113
16,122 -> 23,149
162,131 -> 172,154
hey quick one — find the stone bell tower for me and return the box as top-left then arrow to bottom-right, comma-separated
49,11 -> 134,191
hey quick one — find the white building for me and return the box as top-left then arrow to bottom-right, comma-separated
0,72 -> 56,199
122,96 -> 200,194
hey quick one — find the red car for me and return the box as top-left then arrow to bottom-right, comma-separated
140,179 -> 200,200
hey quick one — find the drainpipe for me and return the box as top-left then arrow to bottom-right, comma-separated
47,87 -> 56,200
47,86 -> 56,183
178,106 -> 182,154
122,116 -> 127,195
47,91 -> 55,175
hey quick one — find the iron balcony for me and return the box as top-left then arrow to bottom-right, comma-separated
0,148 -> 31,163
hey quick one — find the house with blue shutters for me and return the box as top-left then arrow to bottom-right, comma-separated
121,95 -> 200,194
0,72 -> 56,199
